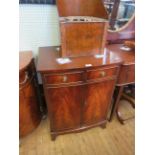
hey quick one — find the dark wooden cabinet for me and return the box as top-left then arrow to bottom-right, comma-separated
19,52 -> 41,137
37,46 -> 121,140
44,70 -> 117,133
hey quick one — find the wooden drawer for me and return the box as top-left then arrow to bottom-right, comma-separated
86,67 -> 119,81
117,64 -> 135,85
44,72 -> 84,85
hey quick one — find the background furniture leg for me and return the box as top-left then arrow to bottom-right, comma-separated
100,123 -> 106,129
109,86 -> 124,121
51,133 -> 57,141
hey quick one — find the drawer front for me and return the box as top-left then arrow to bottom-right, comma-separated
86,67 -> 119,81
44,72 -> 84,85
117,64 -> 135,85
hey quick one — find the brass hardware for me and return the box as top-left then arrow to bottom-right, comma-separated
63,76 -> 68,82
100,71 -> 106,77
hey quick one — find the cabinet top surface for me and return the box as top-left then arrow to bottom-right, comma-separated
19,51 -> 33,71
37,44 -> 135,72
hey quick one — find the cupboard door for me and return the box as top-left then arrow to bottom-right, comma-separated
82,80 -> 116,125
45,85 -> 84,131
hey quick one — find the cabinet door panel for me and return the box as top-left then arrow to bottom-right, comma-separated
83,80 -> 115,125
46,85 -> 84,131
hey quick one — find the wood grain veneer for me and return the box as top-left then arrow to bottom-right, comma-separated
56,0 -> 109,57
60,19 -> 109,57
37,45 -> 123,140
19,52 -> 41,137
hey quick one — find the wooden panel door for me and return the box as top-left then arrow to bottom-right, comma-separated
82,80 -> 116,125
45,85 -> 84,132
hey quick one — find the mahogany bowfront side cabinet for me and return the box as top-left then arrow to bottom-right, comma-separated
36,0 -> 135,140
37,46 -> 124,140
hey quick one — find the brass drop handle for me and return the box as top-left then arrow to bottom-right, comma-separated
19,72 -> 29,85
100,71 -> 106,77
63,75 -> 68,82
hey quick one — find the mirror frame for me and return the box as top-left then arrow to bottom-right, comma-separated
107,13 -> 135,44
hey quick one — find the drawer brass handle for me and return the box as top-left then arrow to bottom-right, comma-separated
63,76 -> 68,82
19,72 -> 29,85
100,71 -> 106,77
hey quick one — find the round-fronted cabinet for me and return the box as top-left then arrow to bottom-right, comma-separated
19,52 -> 41,137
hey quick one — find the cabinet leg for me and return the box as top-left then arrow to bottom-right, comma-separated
116,110 -> 125,125
109,86 -> 124,121
100,124 -> 106,129
51,133 -> 57,141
